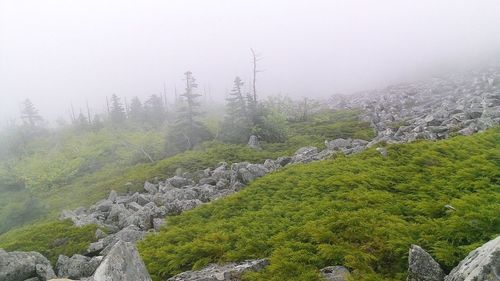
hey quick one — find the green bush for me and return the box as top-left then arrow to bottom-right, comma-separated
0,220 -> 98,264
138,127 -> 500,281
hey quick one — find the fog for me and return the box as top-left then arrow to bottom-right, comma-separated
1,0 -> 500,123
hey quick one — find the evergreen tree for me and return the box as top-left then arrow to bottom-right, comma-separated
168,71 -> 211,152
221,77 -> 252,143
109,94 -> 126,123
75,112 -> 89,131
144,94 -> 166,127
128,96 -> 144,123
20,99 -> 43,127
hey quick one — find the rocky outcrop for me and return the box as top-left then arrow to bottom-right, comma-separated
167,259 -> 269,281
330,69 -> 500,145
90,241 -> 152,281
406,245 -> 445,281
406,236 -> 500,281
0,249 -> 56,281
55,254 -> 102,279
445,236 -> 500,281
320,266 -> 351,281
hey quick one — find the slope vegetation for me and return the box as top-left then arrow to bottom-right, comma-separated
138,127 -> 500,281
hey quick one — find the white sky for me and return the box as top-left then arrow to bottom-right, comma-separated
1,0 -> 500,122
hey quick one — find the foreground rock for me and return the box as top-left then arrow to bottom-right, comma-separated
0,249 -> 56,281
320,266 -> 351,281
406,245 -> 445,281
56,254 -> 102,279
445,236 -> 500,281
90,241 -> 152,281
167,259 -> 269,281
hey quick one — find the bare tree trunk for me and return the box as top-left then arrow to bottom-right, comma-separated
70,103 -> 76,123
106,96 -> 110,115
251,48 -> 258,102
86,100 -> 92,124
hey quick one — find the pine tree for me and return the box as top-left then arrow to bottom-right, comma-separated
20,99 -> 43,127
75,112 -> 89,130
128,96 -> 144,123
109,94 -> 126,123
221,77 -> 252,143
168,71 -> 211,151
144,94 -> 166,127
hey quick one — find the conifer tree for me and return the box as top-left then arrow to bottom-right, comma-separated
20,99 -> 43,127
144,94 -> 166,127
128,96 -> 144,123
221,77 -> 252,143
168,71 -> 210,151
109,94 -> 126,123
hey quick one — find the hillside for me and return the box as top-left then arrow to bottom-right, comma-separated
0,109 -> 373,235
138,127 -> 500,281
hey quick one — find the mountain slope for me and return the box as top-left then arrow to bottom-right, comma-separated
138,127 -> 500,281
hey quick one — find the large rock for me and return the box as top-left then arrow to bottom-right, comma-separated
406,245 -> 445,281
90,241 -> 152,281
55,254 -> 102,279
445,236 -> 500,281
0,249 -> 56,281
87,225 -> 145,255
247,135 -> 261,150
291,146 -> 318,163
167,259 -> 269,281
320,266 -> 351,281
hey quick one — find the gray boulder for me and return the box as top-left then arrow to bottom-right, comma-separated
325,138 -> 351,150
0,249 -> 55,281
406,245 -> 445,281
55,254 -> 102,279
291,146 -> 318,163
108,190 -> 117,203
143,181 -> 158,195
167,259 -> 269,281
320,266 -> 351,281
445,236 -> 500,281
90,241 -> 152,281
247,135 -> 261,150
167,176 -> 193,188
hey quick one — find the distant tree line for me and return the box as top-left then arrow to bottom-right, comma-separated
10,50 -> 318,156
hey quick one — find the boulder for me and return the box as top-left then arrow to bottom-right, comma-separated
90,241 -> 152,281
247,135 -> 261,150
0,249 -> 55,281
325,138 -> 351,150
153,218 -> 166,231
167,259 -> 269,281
320,266 -> 351,281
445,236 -> 500,281
238,164 -> 268,184
143,181 -> 158,195
406,245 -> 445,281
275,156 -> 292,167
105,204 -> 132,226
167,176 -> 194,188
55,254 -> 102,279
108,190 -> 117,203
291,146 -> 318,163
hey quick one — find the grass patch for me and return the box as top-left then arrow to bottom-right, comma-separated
138,127 -> 500,281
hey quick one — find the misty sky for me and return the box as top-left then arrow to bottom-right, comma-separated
1,0 -> 500,123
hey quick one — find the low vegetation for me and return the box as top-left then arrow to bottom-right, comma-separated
0,220 -> 98,264
0,107 -> 372,236
138,127 -> 500,281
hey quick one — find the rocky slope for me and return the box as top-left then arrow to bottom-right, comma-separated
1,68 -> 500,280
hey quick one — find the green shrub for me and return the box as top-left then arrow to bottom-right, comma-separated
138,127 -> 500,281
0,220 -> 98,264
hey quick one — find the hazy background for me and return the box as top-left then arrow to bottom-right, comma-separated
1,0 -> 500,123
